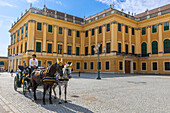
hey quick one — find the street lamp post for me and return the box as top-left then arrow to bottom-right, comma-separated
94,43 -> 105,80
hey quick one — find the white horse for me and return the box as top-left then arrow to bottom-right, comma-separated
53,63 -> 72,104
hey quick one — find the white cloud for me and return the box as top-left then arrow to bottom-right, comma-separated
96,0 -> 170,14
56,0 -> 62,5
0,1 -> 16,7
26,0 -> 39,3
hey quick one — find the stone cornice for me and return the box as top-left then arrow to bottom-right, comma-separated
147,25 -> 151,28
28,20 -> 36,23
158,22 -> 162,25
43,22 -> 47,25
111,21 -> 118,24
53,25 -> 58,27
64,27 -> 68,29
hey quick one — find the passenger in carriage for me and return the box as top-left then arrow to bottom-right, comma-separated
29,54 -> 38,75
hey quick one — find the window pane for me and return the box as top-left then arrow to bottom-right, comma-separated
165,62 -> 170,70
36,42 -> 41,52
152,41 -> 158,54
85,30 -> 88,37
106,43 -> 110,53
90,62 -> 94,69
59,27 -> 62,34
125,44 -> 128,54
106,62 -> 109,70
164,22 -> 169,31
91,46 -> 95,55
76,62 -> 80,69
25,42 -> 27,53
152,25 -> 157,33
125,25 -> 128,33
48,25 -> 52,32
68,29 -> 72,36
99,26 -> 102,34
37,22 -> 42,31
142,63 -> 146,70
119,62 -> 123,70
58,45 -> 62,54
133,62 -> 136,70
107,24 -> 110,32
153,62 -> 157,70
142,27 -> 146,35
76,31 -> 80,37
92,29 -> 95,36
67,46 -> 72,55
164,39 -> 170,53
76,47 -> 79,56
118,23 -> 121,31
85,47 -> 88,56
84,62 -> 87,69
48,44 -> 52,53
132,46 -> 135,55
132,27 -> 135,35
118,43 -> 121,53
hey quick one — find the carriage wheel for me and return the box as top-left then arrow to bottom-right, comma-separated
23,81 -> 27,96
14,76 -> 17,91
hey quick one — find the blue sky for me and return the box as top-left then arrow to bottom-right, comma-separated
0,0 -> 170,57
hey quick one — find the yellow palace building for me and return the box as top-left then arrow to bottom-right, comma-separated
8,4 -> 170,74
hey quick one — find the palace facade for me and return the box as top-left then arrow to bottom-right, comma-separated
8,4 -> 170,74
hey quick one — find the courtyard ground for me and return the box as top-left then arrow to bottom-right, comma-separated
0,72 -> 170,113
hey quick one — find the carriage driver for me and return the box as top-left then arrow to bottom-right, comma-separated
29,54 -> 38,74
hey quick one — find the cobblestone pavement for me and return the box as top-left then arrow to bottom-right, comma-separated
0,72 -> 170,113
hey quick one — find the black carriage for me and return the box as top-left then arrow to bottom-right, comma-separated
14,65 -> 31,96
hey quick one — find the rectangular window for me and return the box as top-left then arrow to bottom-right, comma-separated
153,62 -> 157,70
132,45 -> 135,55
58,45 -> 62,54
48,25 -> 52,32
118,43 -> 121,53
25,32 -> 27,37
68,29 -> 72,36
76,47 -> 80,56
106,24 -> 110,32
13,48 -> 15,54
152,25 -> 157,33
47,43 -> 52,53
132,27 -> 135,35
37,22 -> 42,31
99,26 -> 102,34
59,27 -> 62,34
118,23 -> 121,31
85,47 -> 88,56
26,23 -> 28,31
90,62 -> 94,69
84,62 -> 87,69
76,31 -> 80,37
67,46 -> 72,55
119,62 -> 123,70
38,61 -> 41,67
106,43 -> 110,53
22,27 -> 23,34
85,30 -> 88,37
142,27 -> 146,35
125,25 -> 128,33
98,62 -> 101,70
99,44 -> 102,54
142,63 -> 146,70
21,44 -> 23,53
92,29 -> 95,36
36,42 -> 41,52
91,46 -> 95,55
164,22 -> 169,31
106,62 -> 109,70
165,62 -> 170,71
76,62 -> 80,69
125,44 -> 128,54
133,62 -> 136,70
21,35 -> 23,39
18,30 -> 19,36
25,42 -> 27,53
47,61 -> 52,66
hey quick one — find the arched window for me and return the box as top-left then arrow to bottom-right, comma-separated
141,42 -> 147,57
0,61 -> 4,66
164,39 -> 170,53
152,41 -> 158,54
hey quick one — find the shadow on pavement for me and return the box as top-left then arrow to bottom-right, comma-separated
18,89 -> 93,113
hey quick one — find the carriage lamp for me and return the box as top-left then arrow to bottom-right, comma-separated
94,43 -> 105,80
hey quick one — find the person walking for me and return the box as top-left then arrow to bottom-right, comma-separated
10,69 -> 13,77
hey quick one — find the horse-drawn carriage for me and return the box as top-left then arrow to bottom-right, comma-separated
14,59 -> 72,105
14,65 -> 31,95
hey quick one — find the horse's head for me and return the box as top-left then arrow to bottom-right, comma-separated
55,58 -> 64,77
63,63 -> 72,79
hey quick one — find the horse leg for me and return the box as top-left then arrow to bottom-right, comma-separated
64,84 -> 68,103
53,84 -> 57,99
43,84 -> 47,105
49,86 -> 52,104
58,85 -> 62,104
32,81 -> 37,100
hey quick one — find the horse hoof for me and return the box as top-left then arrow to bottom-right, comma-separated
50,101 -> 53,104
59,102 -> 62,104
43,102 -> 46,105
64,101 -> 68,103
54,97 -> 57,99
